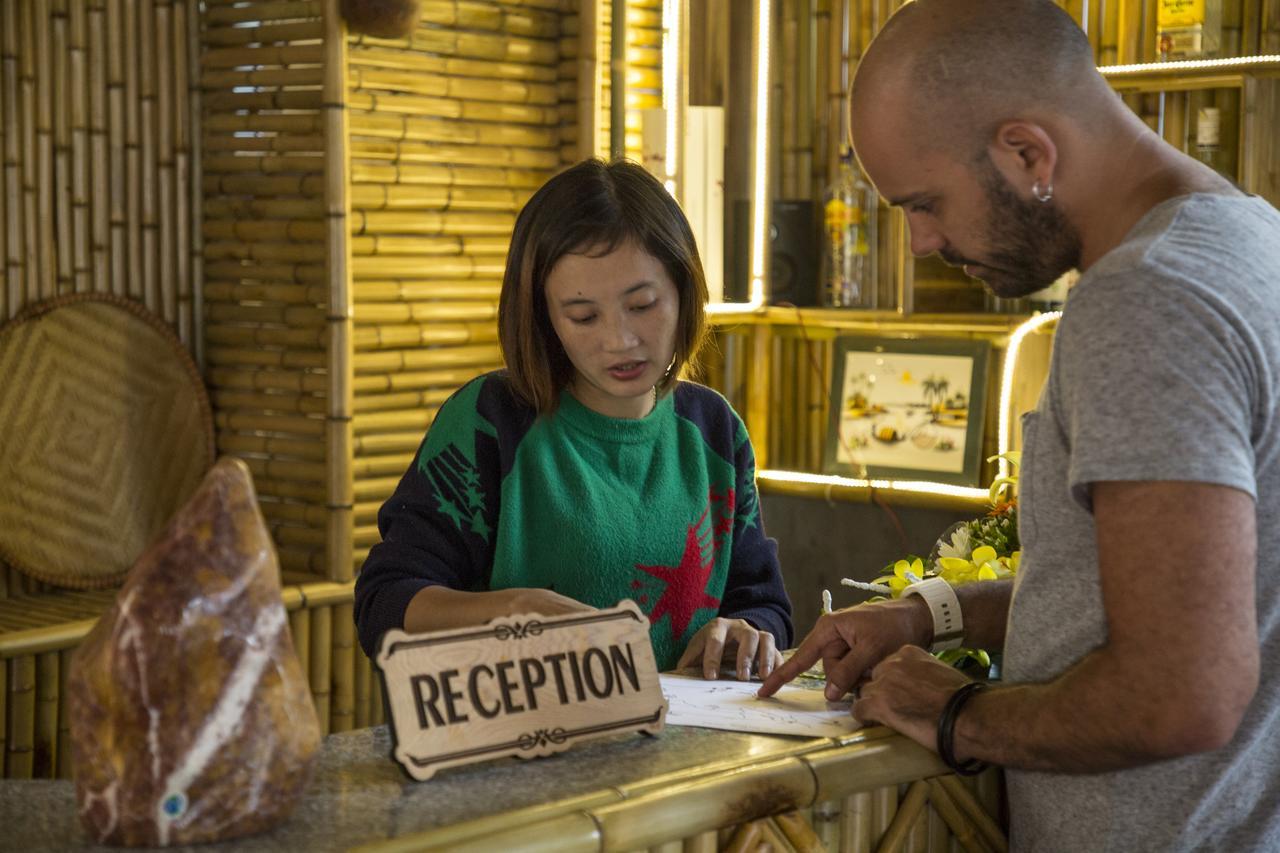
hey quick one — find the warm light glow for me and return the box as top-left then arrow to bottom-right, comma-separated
661,0 -> 679,183
1099,55 -> 1280,75
997,311 -> 1061,479
759,469 -> 990,502
748,0 -> 771,306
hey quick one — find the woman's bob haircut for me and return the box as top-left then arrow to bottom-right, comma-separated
498,158 -> 709,415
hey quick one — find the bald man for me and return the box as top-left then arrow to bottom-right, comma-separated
760,1 -> 1280,849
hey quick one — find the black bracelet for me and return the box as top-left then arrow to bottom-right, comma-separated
936,681 -> 989,776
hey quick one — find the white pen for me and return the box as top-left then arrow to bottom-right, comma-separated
821,588 -> 832,614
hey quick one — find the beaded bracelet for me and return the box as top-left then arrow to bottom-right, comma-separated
936,681 -> 989,776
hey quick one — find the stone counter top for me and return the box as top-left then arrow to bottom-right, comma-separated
3,723 -> 871,851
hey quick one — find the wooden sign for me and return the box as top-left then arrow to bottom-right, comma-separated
375,600 -> 667,781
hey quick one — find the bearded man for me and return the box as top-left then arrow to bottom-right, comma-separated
761,2 -> 1280,850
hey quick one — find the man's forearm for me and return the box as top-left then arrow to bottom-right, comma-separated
953,579 -> 1012,650
956,643 -> 1250,773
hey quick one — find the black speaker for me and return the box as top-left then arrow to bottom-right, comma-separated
768,200 -> 819,306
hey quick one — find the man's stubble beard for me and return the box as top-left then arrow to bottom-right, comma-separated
972,159 -> 1082,299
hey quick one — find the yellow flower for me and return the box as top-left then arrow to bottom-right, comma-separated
872,557 -> 924,597
986,451 -> 1022,504
934,546 -> 1020,587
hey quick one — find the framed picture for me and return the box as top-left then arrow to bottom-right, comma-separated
823,337 -> 992,486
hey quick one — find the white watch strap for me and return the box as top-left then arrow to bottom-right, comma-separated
903,577 -> 963,651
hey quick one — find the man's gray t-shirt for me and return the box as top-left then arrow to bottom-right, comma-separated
1004,193 -> 1280,852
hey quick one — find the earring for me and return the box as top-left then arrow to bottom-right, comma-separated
1031,179 -> 1054,203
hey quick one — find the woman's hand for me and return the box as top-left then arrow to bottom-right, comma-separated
502,587 -> 597,618
676,618 -> 782,681
404,587 -> 594,634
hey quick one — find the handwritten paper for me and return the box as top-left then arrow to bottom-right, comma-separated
659,674 -> 861,738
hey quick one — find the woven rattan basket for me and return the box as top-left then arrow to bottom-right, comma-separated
0,294 -> 215,589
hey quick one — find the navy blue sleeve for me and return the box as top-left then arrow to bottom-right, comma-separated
717,411 -> 794,649
354,375 -> 511,657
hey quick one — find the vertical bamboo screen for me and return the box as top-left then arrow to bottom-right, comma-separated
344,0 -> 570,579
0,0 -> 201,597
199,0 -> 333,582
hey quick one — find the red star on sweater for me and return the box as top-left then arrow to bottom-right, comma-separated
635,519 -> 722,641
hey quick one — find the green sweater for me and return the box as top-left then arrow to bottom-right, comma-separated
355,371 -> 793,669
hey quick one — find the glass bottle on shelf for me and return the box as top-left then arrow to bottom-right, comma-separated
1157,0 -> 1223,59
821,145 -> 876,308
1187,88 -> 1239,182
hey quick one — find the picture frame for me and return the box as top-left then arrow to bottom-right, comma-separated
823,336 -> 992,487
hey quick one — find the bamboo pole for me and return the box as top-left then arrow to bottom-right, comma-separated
289,606 -> 312,682
332,604 -> 355,732
0,0 -> 13,319
122,0 -> 141,301
35,0 -> 55,300
138,0 -> 158,314
87,0 -> 108,295
53,0 -> 73,294
309,604 -> 332,734
354,638 -> 373,728
19,1 -> 41,303
156,0 -> 176,327
69,0 -> 90,294
873,783 -> 899,843
203,19 -> 325,46
172,0 -> 192,343
214,410 -> 326,437
935,775 -> 1006,853
105,0 -> 124,296
6,654 -> 35,778
35,650 -> 58,777
206,346 -> 327,370
200,43 -> 326,70
875,779 -> 928,853
924,779 -> 988,853
188,0 -> 203,365
0,652 -> 7,771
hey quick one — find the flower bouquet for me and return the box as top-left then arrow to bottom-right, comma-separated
847,452 -> 1022,672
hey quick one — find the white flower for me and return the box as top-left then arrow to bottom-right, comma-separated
936,525 -> 972,561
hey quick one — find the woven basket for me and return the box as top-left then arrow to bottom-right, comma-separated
0,294 -> 215,589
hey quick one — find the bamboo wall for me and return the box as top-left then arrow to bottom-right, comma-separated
344,0 -> 568,582
0,0 -> 201,596
558,0 -> 662,160
199,0 -> 334,587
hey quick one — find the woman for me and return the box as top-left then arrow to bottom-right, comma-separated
354,158 -> 792,679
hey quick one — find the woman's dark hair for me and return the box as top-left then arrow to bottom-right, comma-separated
498,158 -> 709,414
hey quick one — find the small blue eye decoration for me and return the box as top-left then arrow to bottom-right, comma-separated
162,793 -> 187,818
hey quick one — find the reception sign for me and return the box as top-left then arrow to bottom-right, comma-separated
375,601 -> 667,781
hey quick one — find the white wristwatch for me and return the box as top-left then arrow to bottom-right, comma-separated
903,577 -> 964,651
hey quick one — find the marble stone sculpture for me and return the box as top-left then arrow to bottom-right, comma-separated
67,456 -> 321,846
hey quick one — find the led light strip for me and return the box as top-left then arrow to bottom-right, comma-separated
748,0 -> 772,308
759,469 -> 990,502
996,311 -> 1061,480
661,0 -> 679,195
1099,55 -> 1280,75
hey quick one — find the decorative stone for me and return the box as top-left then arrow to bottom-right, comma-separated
67,457 -> 321,847
339,0 -> 422,38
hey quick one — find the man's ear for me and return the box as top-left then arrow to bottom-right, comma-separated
987,121 -> 1058,192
